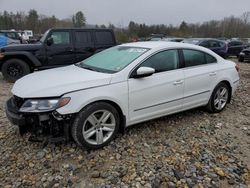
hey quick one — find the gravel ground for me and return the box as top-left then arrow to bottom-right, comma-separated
0,60 -> 250,188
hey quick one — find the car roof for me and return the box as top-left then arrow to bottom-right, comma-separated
121,41 -> 205,50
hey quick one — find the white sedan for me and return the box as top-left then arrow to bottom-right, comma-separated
6,42 -> 240,149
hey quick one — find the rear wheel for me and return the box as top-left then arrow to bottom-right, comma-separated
2,59 -> 30,82
206,82 -> 230,113
71,102 -> 120,149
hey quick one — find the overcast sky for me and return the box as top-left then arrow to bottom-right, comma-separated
0,0 -> 249,26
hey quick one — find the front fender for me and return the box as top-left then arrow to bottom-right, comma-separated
56,82 -> 129,119
2,51 -> 41,67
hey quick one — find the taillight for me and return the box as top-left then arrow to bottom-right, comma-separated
235,64 -> 240,72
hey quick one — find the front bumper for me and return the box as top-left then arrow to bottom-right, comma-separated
5,96 -> 73,142
5,104 -> 26,127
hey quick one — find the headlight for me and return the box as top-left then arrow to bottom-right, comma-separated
240,52 -> 245,56
19,97 -> 70,112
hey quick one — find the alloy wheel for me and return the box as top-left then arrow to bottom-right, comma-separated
82,110 -> 116,145
214,87 -> 228,110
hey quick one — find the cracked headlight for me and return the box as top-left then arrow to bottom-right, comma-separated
19,97 -> 70,112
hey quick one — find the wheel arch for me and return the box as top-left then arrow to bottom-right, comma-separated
0,52 -> 41,71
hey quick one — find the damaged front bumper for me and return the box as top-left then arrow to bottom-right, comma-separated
5,96 -> 74,144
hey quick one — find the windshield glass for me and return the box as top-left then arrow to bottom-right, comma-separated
78,46 -> 149,73
40,30 -> 50,43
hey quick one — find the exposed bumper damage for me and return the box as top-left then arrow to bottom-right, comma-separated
5,96 -> 74,145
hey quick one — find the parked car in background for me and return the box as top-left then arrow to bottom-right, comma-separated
238,48 -> 250,62
0,30 -> 21,43
5,41 -> 239,149
227,40 -> 247,57
0,35 -> 20,47
182,38 -> 228,58
0,28 -> 116,82
162,37 -> 184,42
150,37 -> 184,42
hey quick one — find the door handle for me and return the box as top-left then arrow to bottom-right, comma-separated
209,72 -> 217,76
173,80 -> 184,85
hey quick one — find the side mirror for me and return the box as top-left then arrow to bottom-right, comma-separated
134,67 -> 155,78
46,37 -> 54,46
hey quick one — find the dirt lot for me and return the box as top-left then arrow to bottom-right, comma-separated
0,60 -> 250,188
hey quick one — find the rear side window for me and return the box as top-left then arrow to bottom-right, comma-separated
95,31 -> 114,45
205,54 -> 217,64
200,41 -> 210,48
209,41 -> 220,48
183,49 -> 206,67
75,31 -> 91,45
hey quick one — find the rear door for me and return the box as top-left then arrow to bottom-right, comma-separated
73,30 -> 94,63
93,30 -> 116,53
45,29 -> 75,66
182,49 -> 218,110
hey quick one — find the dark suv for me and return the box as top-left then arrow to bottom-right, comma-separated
0,28 -> 116,82
227,40 -> 247,57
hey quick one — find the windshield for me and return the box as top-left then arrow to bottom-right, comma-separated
40,30 -> 50,43
77,46 -> 149,73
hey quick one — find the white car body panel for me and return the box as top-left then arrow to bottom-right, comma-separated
11,41 -> 240,128
12,65 -> 112,98
182,63 -> 218,110
128,69 -> 184,125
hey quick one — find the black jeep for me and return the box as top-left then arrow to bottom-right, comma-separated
0,28 -> 116,82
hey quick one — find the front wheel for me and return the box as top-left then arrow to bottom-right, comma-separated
71,102 -> 120,149
2,59 -> 30,82
206,82 -> 230,113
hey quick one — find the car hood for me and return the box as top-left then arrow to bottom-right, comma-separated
12,65 -> 112,98
1,43 -> 42,52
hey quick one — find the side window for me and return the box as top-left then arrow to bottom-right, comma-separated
234,41 -> 243,46
200,41 -> 210,48
183,49 -> 206,67
139,50 -> 179,73
75,31 -> 91,45
95,31 -> 113,45
209,41 -> 220,48
205,54 -> 217,64
50,31 -> 70,45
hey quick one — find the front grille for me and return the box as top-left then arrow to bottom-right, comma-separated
12,95 -> 25,108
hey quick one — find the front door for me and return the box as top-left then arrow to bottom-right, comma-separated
46,30 -> 75,66
128,49 -> 184,124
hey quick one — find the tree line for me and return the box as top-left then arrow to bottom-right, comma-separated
0,9 -> 86,34
0,9 -> 250,42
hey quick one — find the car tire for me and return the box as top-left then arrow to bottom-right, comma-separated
238,56 -> 244,62
71,102 -> 120,149
206,82 -> 230,113
2,59 -> 30,82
